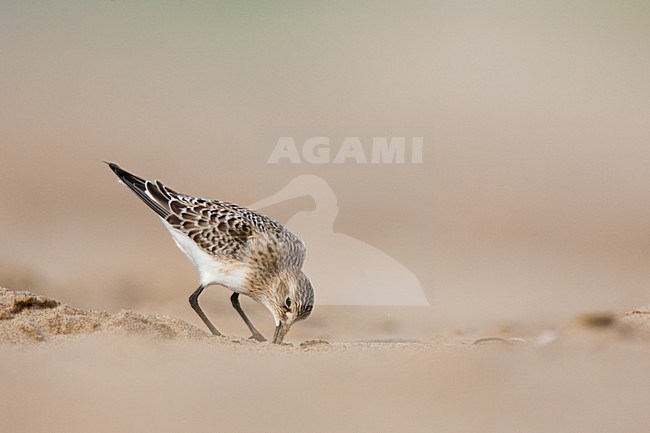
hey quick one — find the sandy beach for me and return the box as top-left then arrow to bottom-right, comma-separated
2,287 -> 650,433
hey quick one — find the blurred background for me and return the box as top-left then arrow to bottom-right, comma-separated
1,1 -> 649,341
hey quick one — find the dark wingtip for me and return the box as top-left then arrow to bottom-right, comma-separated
105,162 -> 170,219
105,162 -> 142,186
104,161 -> 123,175
105,162 -> 136,182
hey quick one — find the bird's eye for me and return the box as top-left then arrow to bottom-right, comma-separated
284,297 -> 292,309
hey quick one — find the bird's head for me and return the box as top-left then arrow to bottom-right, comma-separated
261,269 -> 314,344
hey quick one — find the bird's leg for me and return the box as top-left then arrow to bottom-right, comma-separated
230,292 -> 267,342
189,284 -> 222,336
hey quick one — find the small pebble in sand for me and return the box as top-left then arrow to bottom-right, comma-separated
472,337 -> 512,345
300,339 -> 330,348
577,313 -> 617,328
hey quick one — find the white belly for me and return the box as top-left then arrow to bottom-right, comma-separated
162,220 -> 250,292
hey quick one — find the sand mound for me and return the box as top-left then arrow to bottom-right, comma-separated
0,287 -> 211,344
3,286 -> 650,353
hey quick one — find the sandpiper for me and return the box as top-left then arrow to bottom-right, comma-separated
106,163 -> 314,344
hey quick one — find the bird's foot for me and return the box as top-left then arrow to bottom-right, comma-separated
208,327 -> 222,337
249,333 -> 267,342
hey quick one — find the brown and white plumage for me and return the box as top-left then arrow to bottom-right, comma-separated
106,162 -> 314,343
